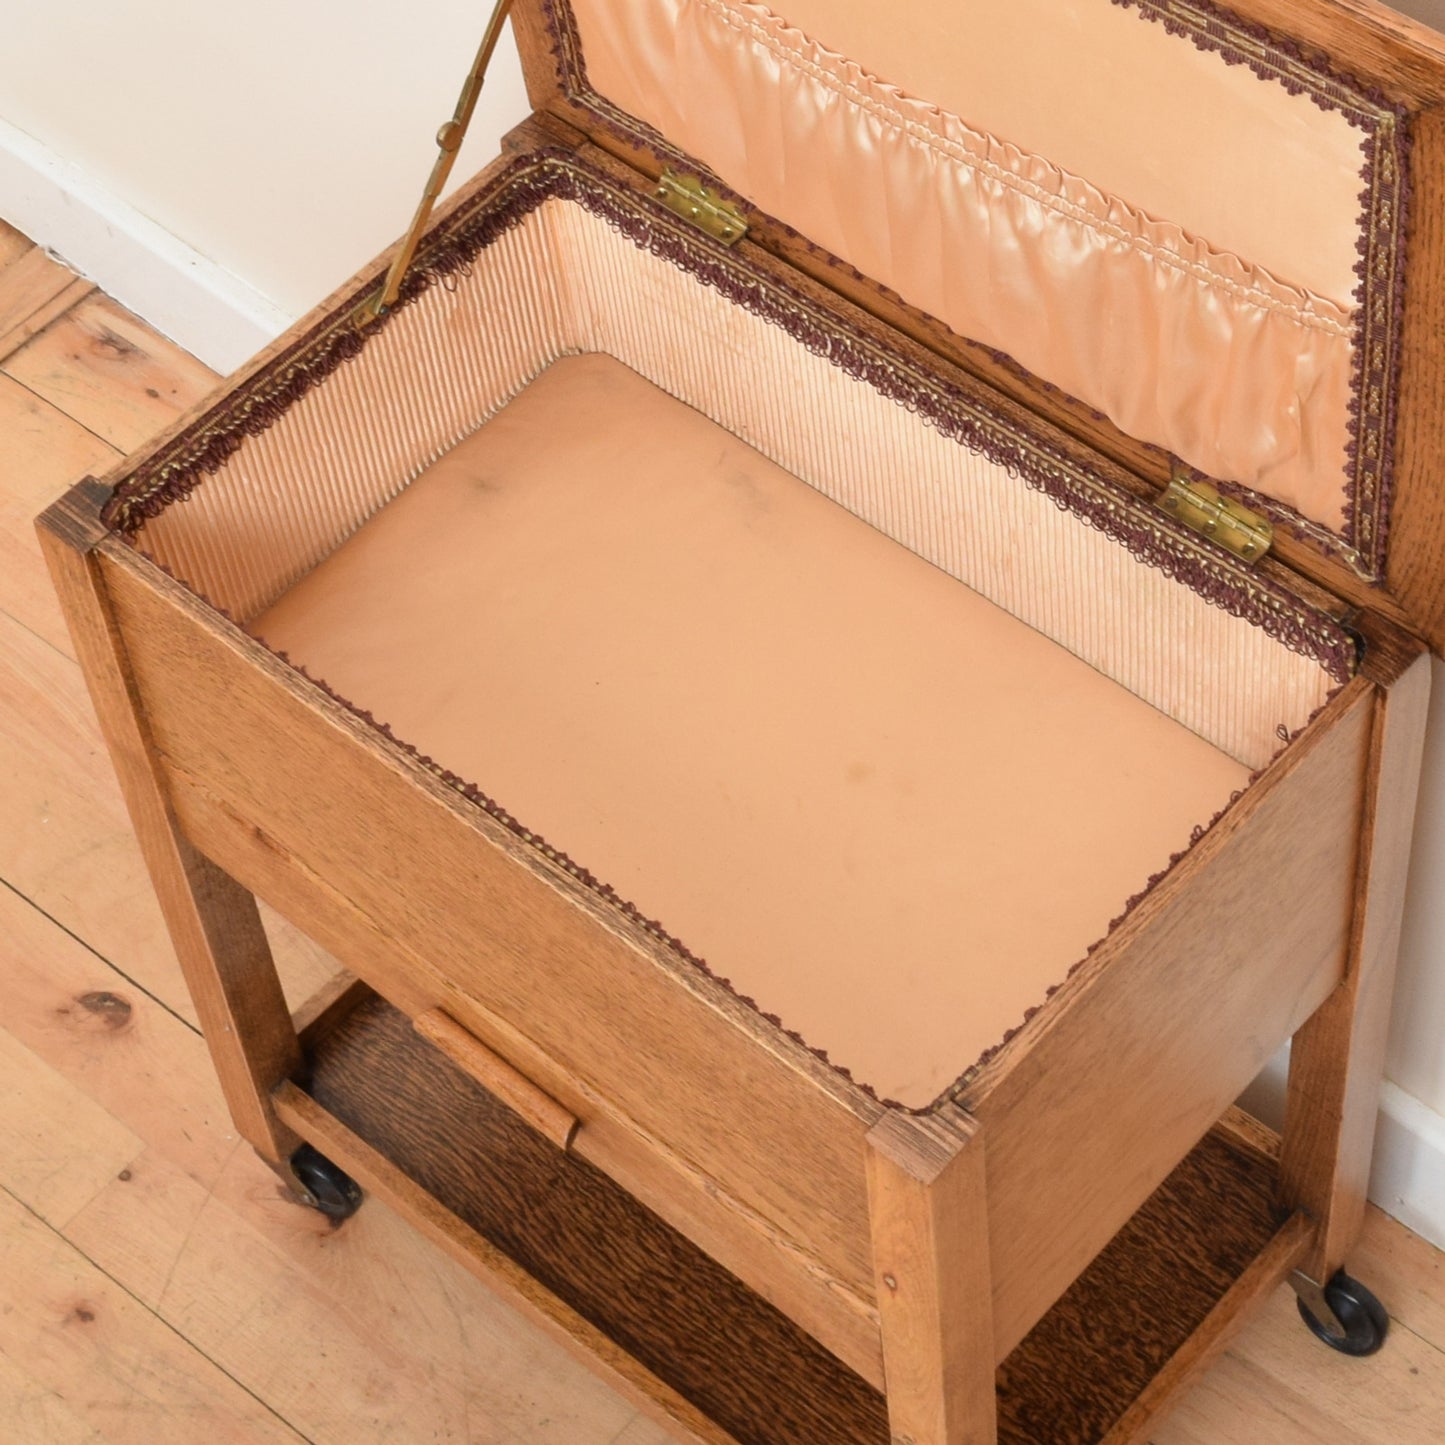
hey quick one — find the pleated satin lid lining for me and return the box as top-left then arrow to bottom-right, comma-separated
536,0 -> 1409,582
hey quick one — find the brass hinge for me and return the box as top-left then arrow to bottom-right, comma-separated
653,170 -> 749,245
1157,473 -> 1273,563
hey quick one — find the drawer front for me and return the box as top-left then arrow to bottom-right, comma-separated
103,546 -> 884,1377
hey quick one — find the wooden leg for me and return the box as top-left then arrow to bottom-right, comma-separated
1279,649 -> 1432,1287
37,481 -> 302,1165
866,1105 -> 997,1445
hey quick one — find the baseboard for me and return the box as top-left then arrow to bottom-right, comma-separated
0,116 -> 293,374
1239,1051 -> 1445,1253
1370,1082 -> 1445,1252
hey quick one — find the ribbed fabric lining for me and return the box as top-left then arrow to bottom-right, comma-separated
137,218 -> 573,621
136,196 -> 1333,770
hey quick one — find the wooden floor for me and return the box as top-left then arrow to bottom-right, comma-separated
0,221 -> 1442,1444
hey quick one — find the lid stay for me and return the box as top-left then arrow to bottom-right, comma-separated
354,0 -> 514,329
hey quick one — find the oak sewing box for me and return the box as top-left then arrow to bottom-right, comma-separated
39,1 -> 1445,1440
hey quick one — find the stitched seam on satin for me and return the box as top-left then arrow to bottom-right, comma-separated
1110,0 -> 1409,580
695,0 -> 1353,332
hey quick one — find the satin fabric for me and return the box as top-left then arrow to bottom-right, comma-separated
752,0 -> 1366,307
570,0 -> 1357,533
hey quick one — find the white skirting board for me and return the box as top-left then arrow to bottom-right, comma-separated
1371,1083 -> 1445,1252
0,116 -> 293,375
1241,1049 -> 1445,1254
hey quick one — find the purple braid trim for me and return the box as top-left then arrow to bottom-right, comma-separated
943,686 -> 1342,1103
102,152 -> 572,532
108,152 -> 1355,683
144,529 -> 1347,1118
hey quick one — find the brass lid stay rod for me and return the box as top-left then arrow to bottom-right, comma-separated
357,0 -> 514,327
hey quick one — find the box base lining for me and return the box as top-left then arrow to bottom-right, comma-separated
251,351 -> 1253,1109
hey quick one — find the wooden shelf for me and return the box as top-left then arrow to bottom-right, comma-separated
276,988 -> 1307,1445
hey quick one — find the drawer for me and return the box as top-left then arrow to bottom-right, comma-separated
104,535 -> 886,1374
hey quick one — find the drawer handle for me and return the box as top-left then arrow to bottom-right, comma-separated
413,1008 -> 579,1151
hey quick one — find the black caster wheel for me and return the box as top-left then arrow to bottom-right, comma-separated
288,1143 -> 364,1221
1296,1272 -> 1389,1357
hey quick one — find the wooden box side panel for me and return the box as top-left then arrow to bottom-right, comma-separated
967,680 -> 1375,1359
1386,103 -> 1445,658
97,544 -> 881,1296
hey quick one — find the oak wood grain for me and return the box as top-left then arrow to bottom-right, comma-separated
274,1079 -> 742,1445
1099,1212 -> 1313,1443
964,679 -> 1375,1357
163,758 -> 887,1385
36,483 -> 301,1163
867,1108 -> 997,1444
291,990 -> 1308,1445
1280,648 -> 1434,1282
1384,102 -> 1445,659
413,1007 -> 580,1151
95,534 -> 883,1294
1154,1263 -> 1445,1444
13,217 -> 1445,1445
1221,0 -> 1445,105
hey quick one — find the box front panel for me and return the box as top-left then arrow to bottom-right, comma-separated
97,543 -> 883,1328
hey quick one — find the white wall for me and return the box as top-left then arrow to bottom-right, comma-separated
0,1 -> 530,362
1,2 -> 1442,1243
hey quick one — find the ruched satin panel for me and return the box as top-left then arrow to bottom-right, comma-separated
569,0 -> 1357,533
752,0 -> 1367,306
137,195 -> 1335,770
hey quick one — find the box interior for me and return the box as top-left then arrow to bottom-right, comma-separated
116,161 -> 1353,1106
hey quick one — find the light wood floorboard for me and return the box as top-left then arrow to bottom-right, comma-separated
1,226 -> 1442,1443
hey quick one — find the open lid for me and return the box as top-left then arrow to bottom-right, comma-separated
510,0 -> 1445,654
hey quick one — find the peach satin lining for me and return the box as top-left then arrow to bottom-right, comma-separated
749,0 -> 1366,306
253,354 -> 1252,1108
569,0 -> 1357,531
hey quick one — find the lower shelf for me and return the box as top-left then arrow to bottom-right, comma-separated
286,989 -> 1299,1445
